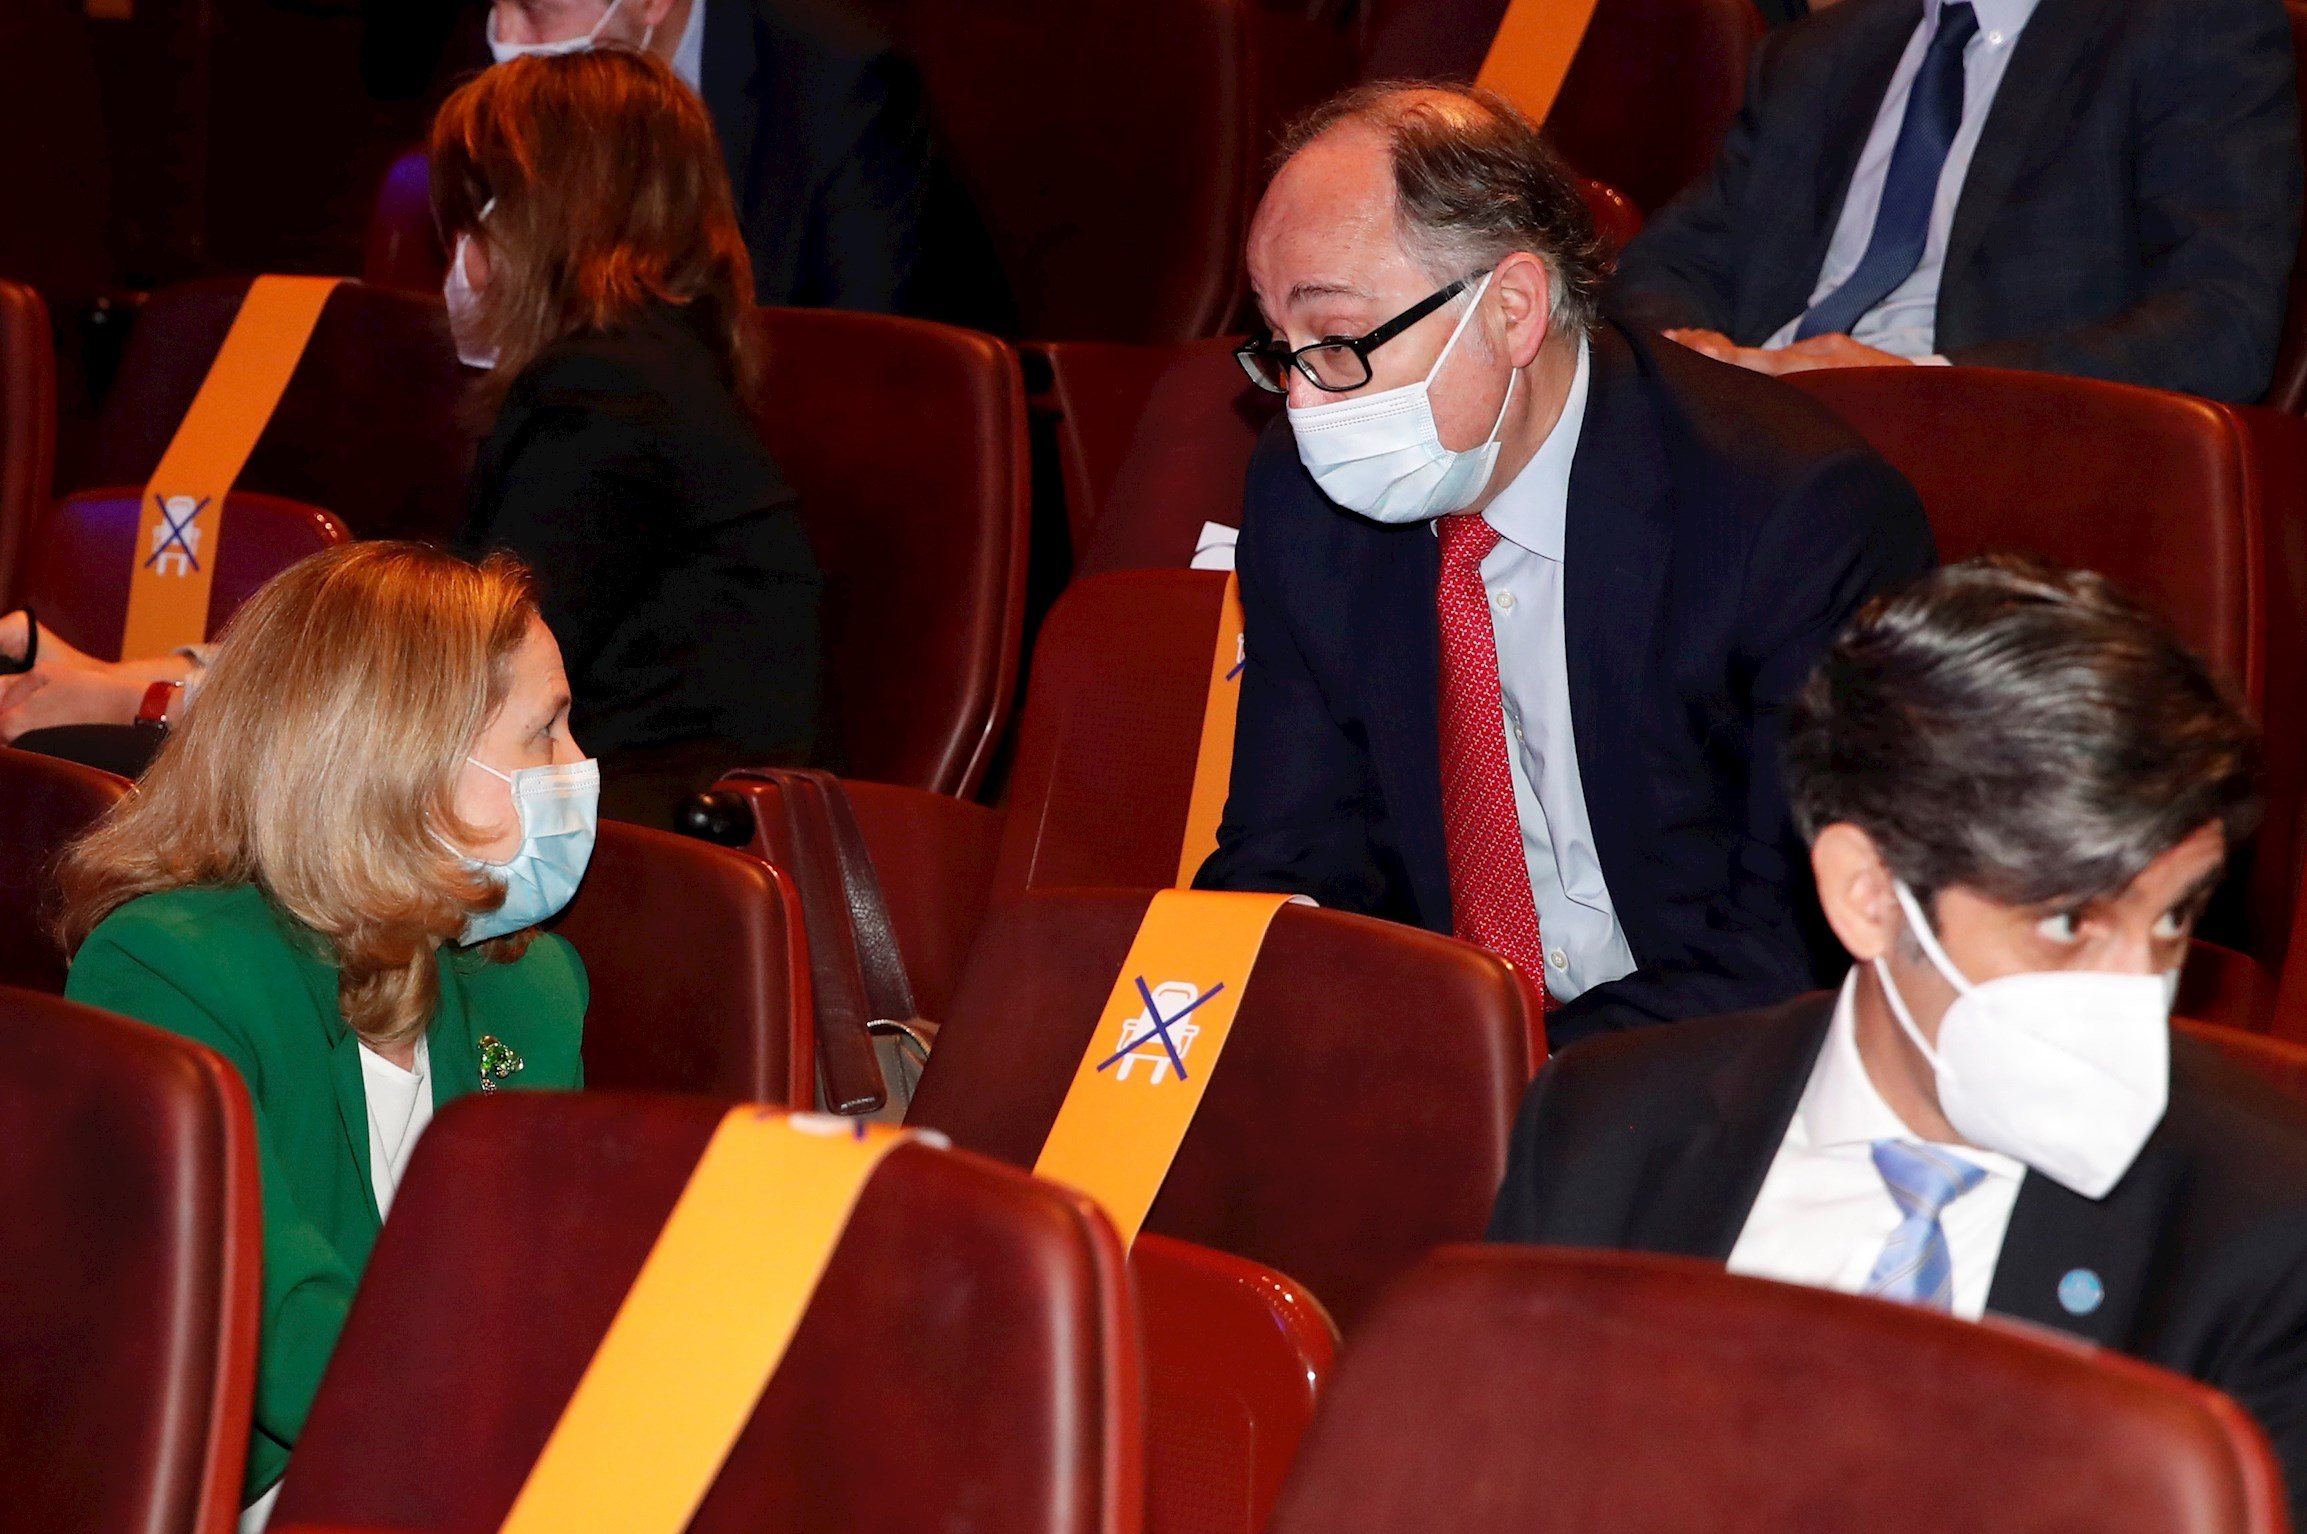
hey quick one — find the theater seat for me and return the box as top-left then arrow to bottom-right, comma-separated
0,277 -> 54,606
361,148 -> 446,296
17,488 -> 347,661
271,1095 -> 1140,1534
2177,1018 -> 2307,1105
82,277 -> 469,544
888,0 -> 1355,342
751,307 -> 1030,797
1267,1245 -> 2287,1534
551,819 -> 813,1106
0,986 -> 261,1534
0,747 -> 129,993
906,889 -> 1538,1331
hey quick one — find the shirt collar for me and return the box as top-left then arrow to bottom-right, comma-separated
1925,0 -> 2040,45
671,0 -> 708,91
1481,333 -> 1591,563
1794,973 -> 2025,1183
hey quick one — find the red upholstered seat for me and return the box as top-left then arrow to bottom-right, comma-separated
2261,1 -> 2307,412
551,818 -> 813,1106
0,986 -> 261,1534
82,277 -> 470,544
1268,1245 -> 2288,1534
1354,0 -> 1761,214
360,148 -> 447,296
886,0 -> 1354,343
2178,1017 -> 2307,1106
0,747 -> 129,994
750,307 -> 1030,796
17,488 -> 348,660
0,277 -> 54,606
271,1094 -> 1141,1534
906,889 -> 1538,1332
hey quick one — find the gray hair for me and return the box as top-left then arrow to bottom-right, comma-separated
1783,556 -> 2260,909
1275,82 -> 1608,332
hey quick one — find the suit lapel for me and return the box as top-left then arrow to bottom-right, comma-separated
699,0 -> 763,207
1939,0 -> 2113,303
1628,997 -> 1834,1259
1985,1137 -> 2176,1347
1360,516 -> 1451,927
1561,327 -> 1672,965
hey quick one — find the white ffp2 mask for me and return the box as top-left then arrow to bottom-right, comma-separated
1286,272 -> 1517,524
443,231 -> 498,371
1874,880 -> 2171,1200
486,0 -> 654,62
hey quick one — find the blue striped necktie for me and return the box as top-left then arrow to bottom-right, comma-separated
1864,1140 -> 1986,1311
1795,2 -> 1981,341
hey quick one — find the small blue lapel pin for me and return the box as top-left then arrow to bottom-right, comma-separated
2058,1267 -> 2105,1317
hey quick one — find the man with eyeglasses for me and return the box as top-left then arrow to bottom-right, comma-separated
1195,83 -> 1935,1047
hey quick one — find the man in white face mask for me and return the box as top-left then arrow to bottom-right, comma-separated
1492,557 -> 2307,1522
1196,83 -> 1934,1045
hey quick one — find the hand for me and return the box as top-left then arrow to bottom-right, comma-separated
0,619 -> 165,743
1662,329 -> 1917,377
1661,328 -> 1743,363
0,609 -> 25,667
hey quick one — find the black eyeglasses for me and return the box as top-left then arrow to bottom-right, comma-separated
1234,275 -> 1474,395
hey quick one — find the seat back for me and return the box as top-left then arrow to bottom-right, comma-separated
362,147 -> 448,295
1267,1245 -> 2288,1534
0,986 -> 261,1534
906,890 -> 1537,1331
551,818 -> 813,1106
273,1094 -> 1141,1534
0,277 -> 54,606
0,747 -> 130,993
1134,1233 -> 1336,1534
993,571 -> 1234,892
2262,1 -> 2307,412
83,277 -> 469,544
889,0 -> 1352,343
2178,1018 -> 2307,1105
751,307 -> 1029,796
19,487 -> 349,661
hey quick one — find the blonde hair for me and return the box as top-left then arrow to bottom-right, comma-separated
58,542 -> 542,1047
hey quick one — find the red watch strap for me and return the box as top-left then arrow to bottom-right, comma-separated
136,680 -> 183,729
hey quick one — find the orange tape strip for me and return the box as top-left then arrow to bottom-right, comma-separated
1033,889 -> 1295,1248
123,275 -> 341,659
500,1110 -> 912,1534
1174,571 -> 1245,887
1475,0 -> 1605,124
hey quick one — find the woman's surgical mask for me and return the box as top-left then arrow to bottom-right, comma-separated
1286,271 -> 1517,524
444,199 -> 498,371
486,0 -> 654,62
459,757 -> 600,945
1874,880 -> 2172,1200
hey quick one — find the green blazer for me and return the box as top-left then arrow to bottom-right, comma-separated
64,883 -> 586,1502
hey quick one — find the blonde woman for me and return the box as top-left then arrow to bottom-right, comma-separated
58,542 -> 593,1527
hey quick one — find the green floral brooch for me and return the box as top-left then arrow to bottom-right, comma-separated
476,1034 -> 525,1094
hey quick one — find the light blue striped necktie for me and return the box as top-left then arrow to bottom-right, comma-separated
1864,1140 -> 1986,1311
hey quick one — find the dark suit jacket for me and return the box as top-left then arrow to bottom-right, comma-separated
1491,993 -> 2307,1521
700,0 -> 1012,330
1194,323 -> 1935,1046
461,303 -> 821,763
1611,0 -> 2302,403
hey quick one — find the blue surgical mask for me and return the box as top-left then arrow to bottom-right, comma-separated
459,757 -> 600,945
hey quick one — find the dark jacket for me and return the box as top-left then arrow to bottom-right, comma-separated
701,0 -> 1011,330
462,303 -> 820,762
1611,0 -> 2301,403
1490,993 -> 2307,1523
1194,323 -> 1935,1047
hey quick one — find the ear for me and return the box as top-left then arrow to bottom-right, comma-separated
639,0 -> 683,25
1812,823 -> 1899,963
1488,252 -> 1552,370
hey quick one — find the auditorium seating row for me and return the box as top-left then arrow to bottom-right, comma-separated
6,975 -> 2297,1534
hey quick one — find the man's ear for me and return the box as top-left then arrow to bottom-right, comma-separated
1489,252 -> 1552,369
1813,823 -> 1899,963
639,0 -> 684,27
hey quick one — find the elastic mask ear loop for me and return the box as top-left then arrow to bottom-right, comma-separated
1426,271 -> 1495,388
1872,881 -> 1975,1068
467,756 -> 516,785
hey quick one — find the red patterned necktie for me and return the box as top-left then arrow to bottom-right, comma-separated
1435,512 -> 1547,1007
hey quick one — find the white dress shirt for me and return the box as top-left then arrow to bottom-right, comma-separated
358,1033 -> 435,1222
670,0 -> 708,92
1727,973 -> 2026,1319
1473,337 -> 1637,1001
1763,0 -> 2042,359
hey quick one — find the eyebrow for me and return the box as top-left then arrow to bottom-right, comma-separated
1287,279 -> 1373,306
533,689 -> 572,725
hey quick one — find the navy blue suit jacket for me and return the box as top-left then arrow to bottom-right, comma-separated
1611,0 -> 2301,403
1195,324 -> 1935,1045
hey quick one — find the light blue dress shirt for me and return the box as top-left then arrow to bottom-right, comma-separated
1472,337 -> 1636,1001
1764,0 -> 2042,358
